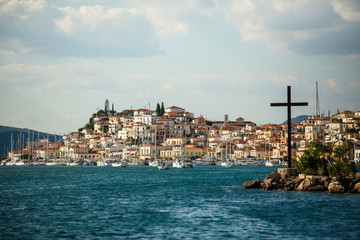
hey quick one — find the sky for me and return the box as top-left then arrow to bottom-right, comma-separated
0,0 -> 359,134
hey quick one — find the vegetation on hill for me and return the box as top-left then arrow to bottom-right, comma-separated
0,125 -> 61,158
296,140 -> 357,178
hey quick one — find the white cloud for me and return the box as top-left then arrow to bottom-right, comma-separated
222,0 -> 360,56
0,0 -> 160,57
326,78 -> 343,93
331,0 -> 360,22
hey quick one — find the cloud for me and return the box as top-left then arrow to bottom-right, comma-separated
331,0 -> 360,22
129,0 -> 216,38
222,0 -> 360,56
2,0 -> 358,58
0,0 -> 160,57
326,78 -> 343,93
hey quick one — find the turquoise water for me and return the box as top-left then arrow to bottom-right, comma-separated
1,166 -> 359,239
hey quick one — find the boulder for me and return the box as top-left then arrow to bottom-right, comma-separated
328,181 -> 346,193
262,178 -> 282,190
299,174 -> 306,180
349,178 -> 360,192
353,182 -> 360,193
243,179 -> 261,189
278,168 -> 298,179
296,179 -> 314,191
306,175 -> 322,180
283,180 -> 296,191
265,171 -> 282,182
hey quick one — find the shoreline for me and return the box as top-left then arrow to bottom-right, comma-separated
243,168 -> 360,194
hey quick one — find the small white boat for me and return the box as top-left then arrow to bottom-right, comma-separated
172,160 -> 182,168
265,160 -> 279,167
96,160 -> 108,167
224,161 -> 235,168
46,162 -> 63,166
112,161 -> 128,167
158,162 -> 170,170
149,160 -> 159,167
15,161 -> 25,166
173,160 -> 195,168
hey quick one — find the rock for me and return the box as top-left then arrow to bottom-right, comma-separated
263,179 -> 274,190
299,174 -> 306,180
349,178 -> 360,191
355,172 -> 360,178
328,181 -> 346,193
243,179 -> 261,189
265,171 -> 282,182
283,180 -> 296,191
296,179 -> 314,191
321,176 -> 330,182
353,182 -> 360,193
306,175 -> 322,180
308,185 -> 325,191
278,168 -> 298,179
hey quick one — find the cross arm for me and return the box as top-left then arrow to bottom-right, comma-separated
270,102 -> 308,107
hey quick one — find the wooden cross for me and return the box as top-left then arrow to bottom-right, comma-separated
271,86 -> 308,168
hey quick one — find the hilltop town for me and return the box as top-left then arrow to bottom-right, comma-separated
4,100 -> 360,166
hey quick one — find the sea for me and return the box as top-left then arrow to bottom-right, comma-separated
1,165 -> 359,239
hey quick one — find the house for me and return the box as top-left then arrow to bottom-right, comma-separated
193,117 -> 207,125
134,109 -> 157,125
165,106 -> 185,114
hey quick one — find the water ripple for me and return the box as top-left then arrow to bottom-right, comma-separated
0,166 -> 359,239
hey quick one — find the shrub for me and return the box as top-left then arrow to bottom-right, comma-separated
327,160 -> 354,179
296,141 -> 330,175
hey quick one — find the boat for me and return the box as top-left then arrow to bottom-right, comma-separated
46,161 -> 63,166
237,159 -> 258,166
173,159 -> 195,168
96,160 -> 108,166
128,159 -> 145,166
157,160 -> 170,170
111,161 -> 128,167
149,160 -> 158,167
194,158 -> 213,166
224,161 -> 235,168
265,160 -> 279,167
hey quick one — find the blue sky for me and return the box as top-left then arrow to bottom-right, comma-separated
0,0 -> 359,134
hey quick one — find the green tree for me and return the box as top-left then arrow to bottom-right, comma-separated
296,141 -> 331,175
156,103 -> 161,116
160,102 -> 165,116
327,160 -> 354,178
333,140 -> 351,161
327,140 -> 356,178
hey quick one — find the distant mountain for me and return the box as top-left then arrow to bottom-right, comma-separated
281,115 -> 310,125
0,125 -> 62,158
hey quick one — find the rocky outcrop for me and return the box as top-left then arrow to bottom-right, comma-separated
351,181 -> 360,193
243,169 -> 360,194
328,181 -> 345,193
243,179 -> 261,189
296,179 -> 313,191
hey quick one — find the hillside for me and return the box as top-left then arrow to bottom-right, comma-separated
281,115 -> 310,125
0,125 -> 61,158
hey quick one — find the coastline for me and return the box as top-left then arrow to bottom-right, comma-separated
243,168 -> 360,194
